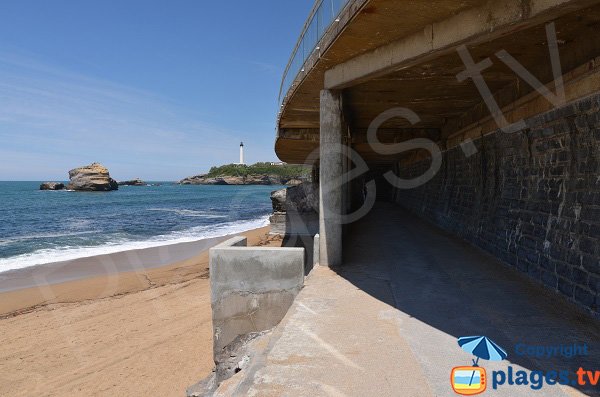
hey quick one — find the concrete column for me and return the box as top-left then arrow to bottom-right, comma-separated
319,89 -> 343,267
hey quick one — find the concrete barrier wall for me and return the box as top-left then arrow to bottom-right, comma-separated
210,237 -> 304,354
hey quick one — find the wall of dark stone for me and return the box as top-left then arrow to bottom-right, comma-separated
391,93 -> 600,316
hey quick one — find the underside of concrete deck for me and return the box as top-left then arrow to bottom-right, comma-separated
215,203 -> 600,397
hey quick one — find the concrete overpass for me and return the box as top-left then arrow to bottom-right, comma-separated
188,2 -> 600,395
276,0 -> 600,317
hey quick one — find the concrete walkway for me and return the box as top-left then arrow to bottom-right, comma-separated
216,203 -> 600,397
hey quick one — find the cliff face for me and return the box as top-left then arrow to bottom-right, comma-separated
67,163 -> 118,191
179,174 -> 285,185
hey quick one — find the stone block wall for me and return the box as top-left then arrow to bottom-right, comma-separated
392,93 -> 600,315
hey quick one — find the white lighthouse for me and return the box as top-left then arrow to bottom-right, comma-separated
239,142 -> 245,165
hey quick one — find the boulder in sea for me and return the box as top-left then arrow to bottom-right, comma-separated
118,178 -> 146,186
66,163 -> 118,192
40,182 -> 65,190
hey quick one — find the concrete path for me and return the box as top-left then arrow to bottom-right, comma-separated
217,203 -> 600,397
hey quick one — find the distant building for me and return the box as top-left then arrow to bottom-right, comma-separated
270,161 -> 286,166
239,142 -> 245,165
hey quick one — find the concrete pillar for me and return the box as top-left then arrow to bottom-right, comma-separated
313,234 -> 320,267
319,89 -> 343,267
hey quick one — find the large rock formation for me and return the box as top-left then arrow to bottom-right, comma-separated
179,174 -> 284,185
66,163 -> 118,192
270,188 -> 287,212
270,183 -> 318,214
285,182 -> 319,213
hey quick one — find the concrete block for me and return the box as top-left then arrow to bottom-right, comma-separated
213,236 -> 247,249
210,241 -> 304,354
268,212 -> 287,236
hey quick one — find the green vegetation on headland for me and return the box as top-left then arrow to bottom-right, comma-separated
179,162 -> 310,185
206,163 -> 310,179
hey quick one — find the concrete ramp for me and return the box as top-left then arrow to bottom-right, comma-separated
215,265 -> 432,396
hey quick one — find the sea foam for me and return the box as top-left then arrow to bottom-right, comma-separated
0,216 -> 269,273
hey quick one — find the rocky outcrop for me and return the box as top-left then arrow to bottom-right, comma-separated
118,178 -> 146,186
269,182 -> 319,237
66,163 -> 118,192
246,175 -> 283,185
285,179 -> 303,186
179,174 -> 284,185
270,188 -> 287,212
40,182 -> 65,190
271,183 -> 318,213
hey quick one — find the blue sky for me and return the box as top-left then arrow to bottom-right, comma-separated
0,0 -> 312,180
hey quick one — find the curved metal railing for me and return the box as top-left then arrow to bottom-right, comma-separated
278,0 -> 350,110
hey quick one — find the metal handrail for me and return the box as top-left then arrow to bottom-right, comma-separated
278,0 -> 350,110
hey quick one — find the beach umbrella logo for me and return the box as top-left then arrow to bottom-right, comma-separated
451,335 -> 508,396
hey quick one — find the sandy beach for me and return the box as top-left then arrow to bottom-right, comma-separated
0,226 -> 279,397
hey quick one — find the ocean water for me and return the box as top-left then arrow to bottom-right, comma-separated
0,182 -> 279,273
